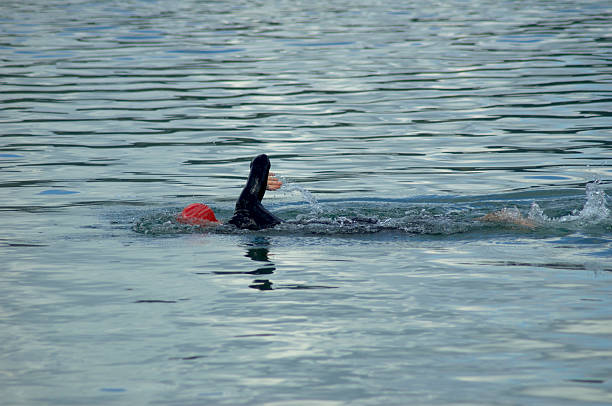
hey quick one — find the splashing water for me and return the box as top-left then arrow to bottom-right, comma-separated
528,180 -> 610,225
579,180 -> 610,220
276,176 -> 323,214
528,201 -> 551,222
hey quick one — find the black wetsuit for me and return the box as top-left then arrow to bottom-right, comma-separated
228,154 -> 283,230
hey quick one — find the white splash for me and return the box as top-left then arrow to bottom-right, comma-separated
276,176 -> 323,214
579,180 -> 610,220
528,180 -> 610,224
528,201 -> 550,222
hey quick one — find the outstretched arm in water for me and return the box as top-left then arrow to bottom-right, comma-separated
478,209 -> 536,228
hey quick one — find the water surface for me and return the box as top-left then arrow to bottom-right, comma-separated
1,0 -> 612,405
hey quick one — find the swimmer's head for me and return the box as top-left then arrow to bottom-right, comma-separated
178,203 -> 219,225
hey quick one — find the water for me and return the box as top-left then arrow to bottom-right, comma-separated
2,0 -> 612,404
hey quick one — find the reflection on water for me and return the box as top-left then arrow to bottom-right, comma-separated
212,237 -> 278,290
244,238 -> 273,262
244,238 -> 276,290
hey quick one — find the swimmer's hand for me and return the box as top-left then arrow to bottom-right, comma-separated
267,172 -> 282,191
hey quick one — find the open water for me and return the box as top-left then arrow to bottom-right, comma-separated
2,0 -> 612,405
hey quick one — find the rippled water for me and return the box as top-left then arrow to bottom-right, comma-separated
2,0 -> 612,405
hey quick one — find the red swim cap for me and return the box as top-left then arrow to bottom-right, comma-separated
178,203 -> 219,225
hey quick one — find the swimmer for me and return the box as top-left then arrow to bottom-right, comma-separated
179,154 -> 283,230
180,154 -> 537,230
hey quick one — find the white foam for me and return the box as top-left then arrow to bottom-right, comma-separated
276,176 -> 323,214
529,180 -> 610,224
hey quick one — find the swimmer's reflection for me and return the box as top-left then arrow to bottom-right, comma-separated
213,237 -> 276,290
245,237 -> 276,290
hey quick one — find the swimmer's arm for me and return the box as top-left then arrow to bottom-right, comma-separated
478,210 -> 536,228
267,172 -> 282,191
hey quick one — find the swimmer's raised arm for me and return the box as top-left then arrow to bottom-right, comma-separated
229,154 -> 282,230
267,172 -> 282,191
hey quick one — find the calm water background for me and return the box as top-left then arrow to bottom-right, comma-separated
2,0 -> 612,405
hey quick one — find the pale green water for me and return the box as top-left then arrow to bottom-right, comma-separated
1,0 -> 612,405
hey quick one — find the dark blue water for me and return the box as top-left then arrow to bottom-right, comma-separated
1,0 -> 611,405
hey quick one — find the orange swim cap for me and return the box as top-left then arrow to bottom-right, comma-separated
178,203 -> 219,225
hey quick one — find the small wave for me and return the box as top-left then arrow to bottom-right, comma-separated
272,206 -> 474,235
132,208 -> 219,235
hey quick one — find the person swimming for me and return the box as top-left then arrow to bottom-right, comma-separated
180,154 -> 536,230
179,154 -> 283,230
